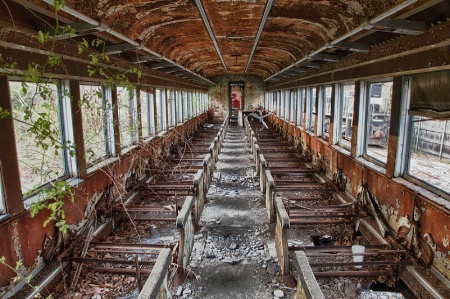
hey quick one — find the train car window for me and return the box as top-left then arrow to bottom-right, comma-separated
269,92 -> 272,111
337,84 -> 355,150
10,81 -> 66,195
0,172 -> 5,214
264,92 -> 268,110
204,92 -> 209,113
187,90 -> 193,119
307,87 -> 317,133
270,91 -> 274,112
200,91 -> 204,115
197,91 -> 201,115
176,90 -> 183,124
149,90 -> 157,134
300,88 -> 306,128
80,84 -> 112,165
193,91 -> 198,117
283,91 -> 287,120
320,86 -> 332,140
279,90 -> 285,119
140,90 -> 150,138
182,90 -> 188,121
364,81 -> 393,165
295,88 -> 302,127
275,90 -> 281,117
285,90 -> 289,121
117,86 -> 137,147
290,89 -> 296,123
286,90 -> 291,121
167,89 -> 176,127
406,116 -> 450,198
155,88 -> 165,131
191,90 -> 194,118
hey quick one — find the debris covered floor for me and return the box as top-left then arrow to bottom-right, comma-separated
28,119 -> 435,299
175,123 -> 294,299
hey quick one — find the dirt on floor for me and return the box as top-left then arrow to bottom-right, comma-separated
171,125 -> 296,299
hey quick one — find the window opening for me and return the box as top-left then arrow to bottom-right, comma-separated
155,88 -> 163,132
80,84 -> 108,164
167,89 -> 175,127
407,116 -> 450,197
117,86 -> 137,147
194,91 -> 199,116
230,83 -> 244,120
0,171 -> 5,214
177,90 -> 183,124
140,90 -> 150,138
338,84 -> 355,149
182,90 -> 188,121
364,81 -> 392,164
187,91 -> 192,119
295,88 -> 303,127
289,90 -> 296,123
321,86 -> 332,139
307,87 -> 316,133
10,81 -> 65,195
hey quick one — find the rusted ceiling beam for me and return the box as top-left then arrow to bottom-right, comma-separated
370,18 -> 428,35
104,42 -> 140,55
245,0 -> 274,73
296,61 -> 322,68
149,62 -> 175,69
193,0 -> 228,73
332,41 -> 370,52
265,0 -> 420,82
37,0 -> 215,86
132,55 -> 160,64
311,53 -> 340,62
56,21 -> 107,40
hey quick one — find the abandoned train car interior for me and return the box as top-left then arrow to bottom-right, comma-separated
1,0 -> 450,298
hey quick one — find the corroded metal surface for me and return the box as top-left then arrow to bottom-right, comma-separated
3,0 -> 440,82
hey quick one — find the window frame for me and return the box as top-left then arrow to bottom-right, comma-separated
361,79 -> 393,167
167,88 -> 176,128
155,88 -> 164,132
320,85 -> 332,140
403,115 -> 450,200
306,86 -> 316,134
140,89 -> 151,138
117,86 -> 138,148
182,90 -> 188,122
10,79 -> 71,196
289,89 -> 296,124
335,83 -> 355,150
295,88 -> 304,127
177,90 -> 183,124
103,86 -> 116,157
0,171 -> 6,214
401,76 -> 450,200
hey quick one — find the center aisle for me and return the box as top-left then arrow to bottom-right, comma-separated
174,123 -> 295,299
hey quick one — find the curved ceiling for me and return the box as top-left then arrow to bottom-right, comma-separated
2,0 -> 449,85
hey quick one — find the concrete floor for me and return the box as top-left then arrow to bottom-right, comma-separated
173,123 -> 294,299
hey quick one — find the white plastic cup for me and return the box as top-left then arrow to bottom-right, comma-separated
352,245 -> 365,268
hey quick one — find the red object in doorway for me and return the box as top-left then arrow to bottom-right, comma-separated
231,93 -> 241,108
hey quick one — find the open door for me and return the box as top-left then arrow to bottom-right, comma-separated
229,82 -> 244,123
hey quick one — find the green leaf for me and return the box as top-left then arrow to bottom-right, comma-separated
0,107 -> 11,118
38,31 -> 45,45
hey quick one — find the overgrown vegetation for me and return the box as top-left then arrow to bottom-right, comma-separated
0,0 -> 144,296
